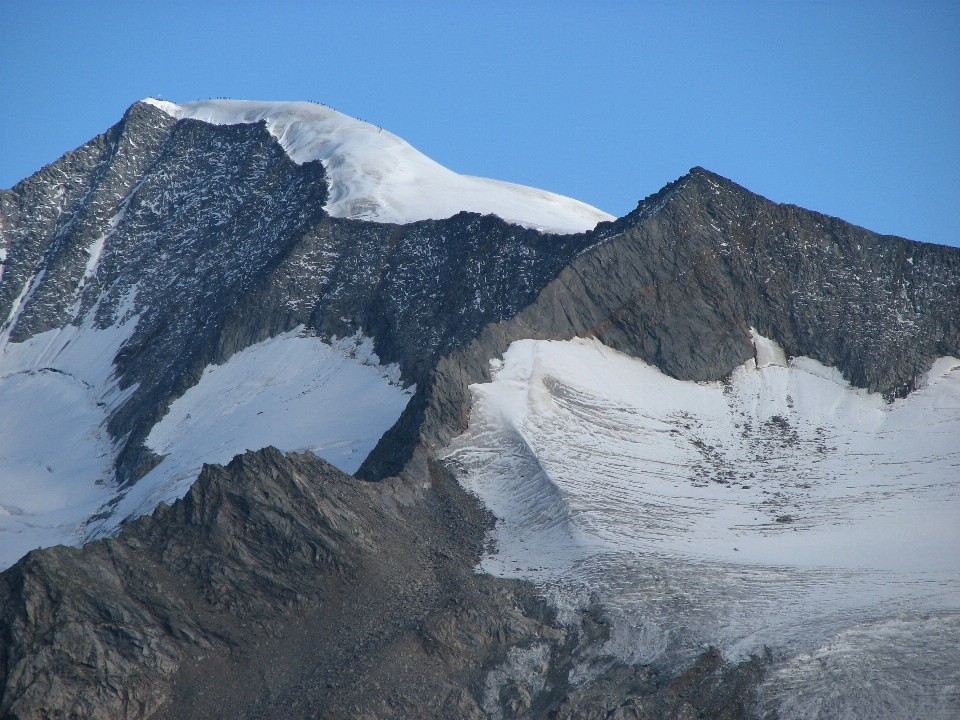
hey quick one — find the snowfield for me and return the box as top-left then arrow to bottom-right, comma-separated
144,98 -> 614,234
0,308 -> 139,570
0,323 -> 412,569
92,328 -> 412,540
442,336 -> 960,718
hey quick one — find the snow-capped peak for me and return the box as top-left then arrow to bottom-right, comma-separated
143,98 -> 613,234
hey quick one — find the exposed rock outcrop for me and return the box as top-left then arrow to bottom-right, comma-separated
0,448 -> 764,720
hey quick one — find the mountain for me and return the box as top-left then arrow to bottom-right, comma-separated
0,99 -> 957,719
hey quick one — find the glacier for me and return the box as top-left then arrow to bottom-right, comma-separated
0,324 -> 412,569
442,335 -> 960,717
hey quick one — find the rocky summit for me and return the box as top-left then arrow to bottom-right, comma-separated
0,100 -> 957,719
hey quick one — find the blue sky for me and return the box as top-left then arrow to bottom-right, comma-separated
2,1 -> 958,246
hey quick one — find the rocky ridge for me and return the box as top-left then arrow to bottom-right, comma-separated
388,167 -> 960,472
0,448 -> 764,720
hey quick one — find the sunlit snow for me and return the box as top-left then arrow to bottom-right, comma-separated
144,98 -> 614,234
0,311 -> 139,569
443,335 -> 960,717
91,329 -> 412,539
0,324 -> 412,569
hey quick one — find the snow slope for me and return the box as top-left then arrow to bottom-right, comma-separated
0,324 -> 412,569
443,336 -> 960,718
90,329 -> 412,539
144,98 -> 614,234
0,309 -> 139,569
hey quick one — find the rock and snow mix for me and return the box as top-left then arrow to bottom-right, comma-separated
0,323 -> 412,569
144,98 -> 614,234
2,95 -> 956,716
443,335 -> 960,715
94,329 -> 412,539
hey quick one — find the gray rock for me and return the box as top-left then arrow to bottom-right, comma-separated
0,446 -> 766,720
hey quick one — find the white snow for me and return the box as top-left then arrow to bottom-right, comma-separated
443,336 -> 960,716
0,305 -> 139,569
0,320 -> 412,568
87,328 -> 412,539
144,98 -> 614,234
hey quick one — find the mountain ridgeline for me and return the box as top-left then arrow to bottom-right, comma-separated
0,101 -> 957,719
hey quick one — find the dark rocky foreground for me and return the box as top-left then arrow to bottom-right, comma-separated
0,448 -> 763,719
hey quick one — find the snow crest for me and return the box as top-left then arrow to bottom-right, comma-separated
144,98 -> 614,234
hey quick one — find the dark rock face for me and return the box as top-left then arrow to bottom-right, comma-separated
216,211 -> 600,386
0,102 -> 177,340
605,168 -> 960,397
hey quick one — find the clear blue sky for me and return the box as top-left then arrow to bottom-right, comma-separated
2,1 -> 958,246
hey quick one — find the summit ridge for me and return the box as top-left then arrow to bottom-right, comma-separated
144,98 -> 614,234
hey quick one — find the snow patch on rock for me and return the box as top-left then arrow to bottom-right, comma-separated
89,328 -> 413,539
0,319 -> 412,568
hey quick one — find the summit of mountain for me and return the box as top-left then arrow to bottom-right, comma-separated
141,97 -> 614,234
